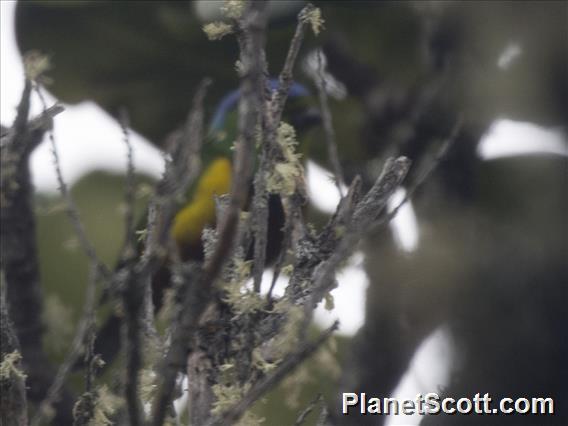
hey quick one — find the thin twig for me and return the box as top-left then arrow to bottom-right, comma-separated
143,78 -> 210,262
315,404 -> 329,426
115,78 -> 208,426
84,315 -> 98,396
271,4 -> 316,124
266,210 -> 293,303
305,157 -> 410,319
115,109 -> 149,426
10,77 -> 32,141
146,78 -> 214,426
315,49 -> 345,195
31,265 -> 100,426
251,3 -> 316,293
207,321 -> 339,426
33,84 -> 112,282
234,1 -> 269,294
294,393 -> 323,426
119,108 -> 137,260
1,74 -> 74,425
379,117 -> 462,225
122,269 -> 144,426
151,3 -> 271,422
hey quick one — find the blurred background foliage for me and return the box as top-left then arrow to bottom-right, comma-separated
12,1 -> 568,424
35,172 -> 153,360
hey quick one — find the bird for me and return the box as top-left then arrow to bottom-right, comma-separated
172,79 -> 317,259
92,79 -> 320,367
15,0 -> 321,370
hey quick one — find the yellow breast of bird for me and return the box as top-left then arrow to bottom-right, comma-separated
171,157 -> 232,248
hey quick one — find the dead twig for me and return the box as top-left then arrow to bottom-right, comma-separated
314,49 -> 345,195
294,393 -> 324,426
379,117 -> 462,225
34,84 -> 112,282
119,108 -> 137,261
1,69 -> 74,424
306,157 -> 411,318
251,2 -> 317,294
31,265 -> 100,426
152,3 -> 275,422
145,77 -> 214,425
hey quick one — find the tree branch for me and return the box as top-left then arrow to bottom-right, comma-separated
251,3 -> 317,293
123,78 -> 211,426
151,3 -> 272,423
1,76 -> 73,424
30,265 -> 100,426
314,49 -> 345,195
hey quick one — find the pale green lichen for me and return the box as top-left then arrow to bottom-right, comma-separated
334,224 -> 346,238
234,257 -> 253,281
23,50 -> 52,83
211,383 -> 248,415
252,348 -> 278,374
302,7 -> 324,36
0,351 -> 27,381
72,392 -> 94,425
219,362 -> 235,374
74,385 -> 122,426
135,228 -> 148,243
281,264 -> 294,276
251,298 -> 304,373
211,382 -> 265,425
278,122 -> 302,163
272,163 -> 300,195
267,122 -> 304,196
203,21 -> 234,40
141,332 -> 163,378
217,362 -> 239,393
139,368 -> 158,404
91,385 -> 122,426
224,285 -> 265,317
221,0 -> 246,19
269,304 -> 303,359
157,287 -> 176,324
222,256 -> 269,316
136,183 -> 154,199
237,411 -> 266,426
93,355 -> 106,371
